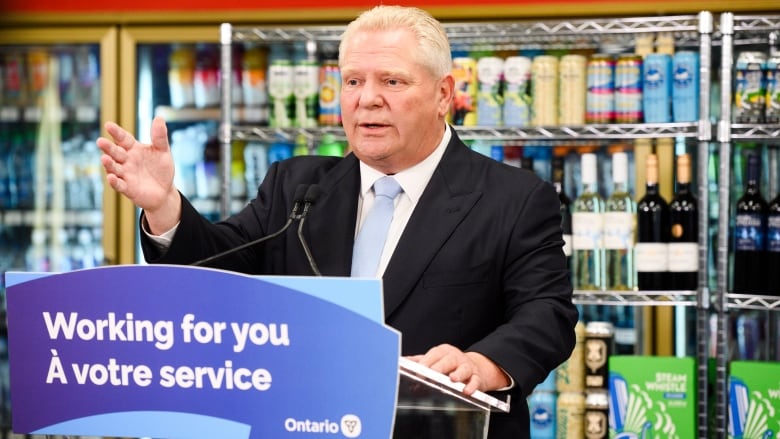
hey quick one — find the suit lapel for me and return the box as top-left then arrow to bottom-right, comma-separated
304,154 -> 361,276
382,135 -> 483,317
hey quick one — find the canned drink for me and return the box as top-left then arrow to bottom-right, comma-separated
586,54 -> 615,123
585,321 -> 614,390
27,48 -> 50,108
557,320 -> 586,393
765,53 -> 780,124
532,55 -> 559,126
268,44 -> 295,128
559,54 -> 587,125
529,391 -> 556,439
503,56 -> 532,127
614,54 -> 643,123
672,51 -> 700,122
292,41 -> 320,128
3,52 -> 26,107
557,391 -> 585,439
734,51 -> 767,124
452,56 -> 478,126
643,53 -> 673,123
584,390 -> 609,439
476,56 -> 504,126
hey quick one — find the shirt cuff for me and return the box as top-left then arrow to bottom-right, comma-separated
141,213 -> 180,251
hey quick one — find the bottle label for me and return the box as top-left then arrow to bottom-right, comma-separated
603,212 -> 634,249
572,212 -> 603,250
768,214 -> 780,253
668,242 -> 699,271
734,213 -> 766,251
635,242 -> 669,271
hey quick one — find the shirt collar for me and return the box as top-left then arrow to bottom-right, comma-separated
358,124 -> 451,203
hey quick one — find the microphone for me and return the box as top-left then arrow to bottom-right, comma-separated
192,184 -> 309,267
297,184 -> 322,276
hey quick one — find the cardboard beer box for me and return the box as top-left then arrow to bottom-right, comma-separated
728,361 -> 780,439
608,355 -> 696,439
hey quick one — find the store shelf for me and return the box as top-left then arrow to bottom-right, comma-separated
230,122 -> 701,143
726,294 -> 780,311
1,209 -> 103,227
0,105 -> 99,123
729,124 -> 780,141
574,289 -> 699,306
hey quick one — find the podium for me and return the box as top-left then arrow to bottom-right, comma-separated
5,266 -> 509,439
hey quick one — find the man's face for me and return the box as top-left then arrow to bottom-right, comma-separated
339,28 -> 453,174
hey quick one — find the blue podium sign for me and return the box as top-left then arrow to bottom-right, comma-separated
5,265 -> 400,439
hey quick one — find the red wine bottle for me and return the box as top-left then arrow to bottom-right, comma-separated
552,156 -> 573,263
636,154 -> 670,290
767,191 -> 780,295
732,153 -> 768,294
668,153 -> 698,291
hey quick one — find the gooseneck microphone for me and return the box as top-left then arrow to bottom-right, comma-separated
192,184 -> 309,267
297,184 -> 322,276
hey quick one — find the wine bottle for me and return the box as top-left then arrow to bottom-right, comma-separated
572,153 -> 605,290
733,153 -> 768,294
604,152 -> 636,290
635,153 -> 670,290
552,156 -> 573,266
769,191 -> 780,295
668,153 -> 699,291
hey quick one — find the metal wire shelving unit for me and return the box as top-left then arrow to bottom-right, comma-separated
220,12 -> 718,438
714,13 -> 780,439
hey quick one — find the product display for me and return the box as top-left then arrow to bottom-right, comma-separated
604,151 -> 636,291
732,153 -> 768,294
572,153 -> 605,291
668,153 -> 699,291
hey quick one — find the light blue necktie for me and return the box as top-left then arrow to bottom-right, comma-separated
351,176 -> 403,277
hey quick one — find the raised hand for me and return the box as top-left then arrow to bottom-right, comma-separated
97,116 -> 182,234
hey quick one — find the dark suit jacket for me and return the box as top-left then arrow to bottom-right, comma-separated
142,129 -> 578,439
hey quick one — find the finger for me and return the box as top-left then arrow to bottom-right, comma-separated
150,116 -> 170,151
104,121 -> 137,151
105,173 -> 127,195
97,138 -> 129,164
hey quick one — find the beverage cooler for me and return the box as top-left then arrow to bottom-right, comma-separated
116,26 -> 346,264
0,26 -> 118,434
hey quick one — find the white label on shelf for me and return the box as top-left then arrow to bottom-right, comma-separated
0,106 -> 19,121
668,242 -> 699,272
24,107 -> 42,122
635,242 -> 669,272
4,211 -> 23,226
75,106 -> 98,123
603,212 -> 635,249
572,212 -> 603,250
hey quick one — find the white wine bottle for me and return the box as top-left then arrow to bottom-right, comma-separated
604,152 -> 636,290
572,153 -> 605,290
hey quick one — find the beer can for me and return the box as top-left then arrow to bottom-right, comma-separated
529,390 -> 556,439
532,55 -> 559,126
643,53 -> 673,123
765,53 -> 780,124
503,56 -> 532,127
452,56 -> 478,126
559,54 -> 587,125
557,391 -> 585,439
476,56 -> 505,126
557,320 -> 586,393
586,54 -> 615,123
614,54 -> 643,123
672,51 -> 700,122
585,321 -> 614,390
584,390 -> 610,439
734,51 -> 767,124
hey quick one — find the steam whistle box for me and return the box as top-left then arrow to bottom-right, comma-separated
608,356 -> 696,439
728,361 -> 780,439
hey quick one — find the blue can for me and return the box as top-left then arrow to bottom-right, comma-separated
528,390 -> 556,439
642,53 -> 672,123
672,51 -> 700,122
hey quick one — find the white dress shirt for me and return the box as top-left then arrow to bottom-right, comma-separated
354,124 -> 451,277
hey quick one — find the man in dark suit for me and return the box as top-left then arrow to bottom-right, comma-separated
97,6 -> 578,438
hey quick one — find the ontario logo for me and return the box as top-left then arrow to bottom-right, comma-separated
284,414 -> 362,437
